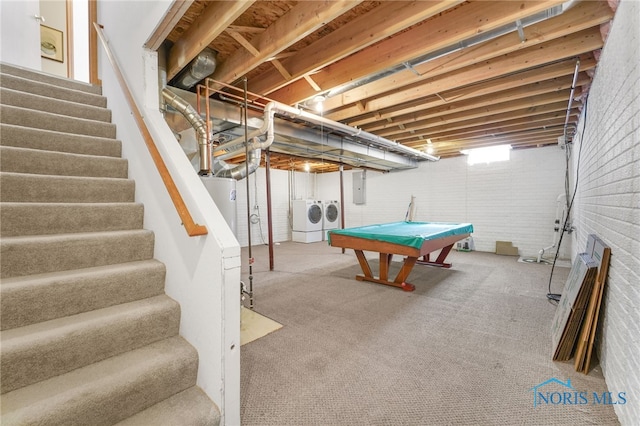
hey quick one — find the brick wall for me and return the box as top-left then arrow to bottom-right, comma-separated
570,1 -> 639,424
316,145 -> 569,259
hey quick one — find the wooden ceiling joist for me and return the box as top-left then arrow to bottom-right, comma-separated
161,0 -> 614,171
325,27 -> 604,119
247,0 -> 465,97
211,0 -> 363,85
268,0 -> 569,106
166,1 -> 255,81
349,55 -> 597,127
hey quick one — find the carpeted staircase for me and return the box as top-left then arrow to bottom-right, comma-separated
0,63 -> 220,425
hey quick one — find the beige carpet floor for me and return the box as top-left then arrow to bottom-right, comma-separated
239,241 -> 619,425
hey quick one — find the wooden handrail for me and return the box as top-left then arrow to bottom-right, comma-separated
94,23 -> 207,237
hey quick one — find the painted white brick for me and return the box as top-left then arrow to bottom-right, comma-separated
315,147 -> 570,258
570,1 -> 640,424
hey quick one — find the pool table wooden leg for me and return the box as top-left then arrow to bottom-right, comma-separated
352,251 -> 416,292
354,250 -> 373,278
417,243 -> 454,268
379,253 -> 393,281
394,257 -> 417,291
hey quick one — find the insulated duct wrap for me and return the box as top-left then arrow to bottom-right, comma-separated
173,48 -> 217,90
162,88 -> 211,174
215,146 -> 262,180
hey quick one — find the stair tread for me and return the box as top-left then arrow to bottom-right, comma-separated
1,63 -> 103,95
0,72 -> 106,107
0,124 -> 122,157
0,87 -> 111,122
0,201 -> 144,237
1,228 -> 153,243
1,104 -> 116,138
0,170 -> 131,182
1,259 -> 166,331
0,336 -> 198,425
1,295 -> 180,394
0,258 -> 164,287
0,171 -> 136,203
0,145 -> 122,161
0,229 -> 155,279
115,387 -> 220,426
1,294 -> 177,343
0,145 -> 128,178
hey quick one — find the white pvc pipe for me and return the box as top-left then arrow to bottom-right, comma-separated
537,193 -> 567,262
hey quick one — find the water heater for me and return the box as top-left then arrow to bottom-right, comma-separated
201,176 -> 237,236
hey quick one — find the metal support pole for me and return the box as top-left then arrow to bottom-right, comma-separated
243,77 -> 254,309
339,164 -> 346,254
266,148 -> 275,271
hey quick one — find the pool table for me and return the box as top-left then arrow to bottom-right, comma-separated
327,221 -> 473,291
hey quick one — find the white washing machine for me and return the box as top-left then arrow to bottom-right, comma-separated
292,199 -> 323,243
322,200 -> 340,240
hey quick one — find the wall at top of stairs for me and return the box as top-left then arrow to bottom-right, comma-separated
0,62 -> 221,424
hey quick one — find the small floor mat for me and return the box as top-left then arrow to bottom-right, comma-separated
241,306 -> 283,346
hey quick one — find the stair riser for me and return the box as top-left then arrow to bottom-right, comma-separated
0,124 -> 122,157
1,203 -> 144,237
1,337 -> 198,426
1,63 -> 103,95
1,105 -> 116,139
0,231 -> 155,278
0,88 -> 112,122
0,173 -> 135,203
1,260 -> 166,330
1,296 -> 181,394
0,73 -> 106,107
0,146 -> 128,179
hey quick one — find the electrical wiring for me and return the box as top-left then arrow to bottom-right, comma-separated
547,97 -> 589,303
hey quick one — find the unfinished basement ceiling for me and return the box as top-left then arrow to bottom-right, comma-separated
150,0 -> 615,172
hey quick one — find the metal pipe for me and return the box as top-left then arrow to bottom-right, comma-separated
339,164 -> 345,254
265,148 -> 274,271
563,60 -> 581,143
162,88 -> 211,174
243,77 -> 254,310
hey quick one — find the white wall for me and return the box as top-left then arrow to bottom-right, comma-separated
230,145 -> 568,263
312,146 -> 569,259
570,1 -> 639,424
39,0 -> 67,77
0,0 -> 42,69
72,0 -> 89,82
96,1 -> 240,424
233,167 -> 319,247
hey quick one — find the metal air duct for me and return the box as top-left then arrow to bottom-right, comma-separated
214,101 -> 439,162
173,48 -> 217,90
162,88 -> 211,174
214,145 -> 262,180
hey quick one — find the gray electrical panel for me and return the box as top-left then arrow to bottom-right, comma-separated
352,171 -> 366,205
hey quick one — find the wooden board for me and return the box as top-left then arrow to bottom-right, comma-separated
574,235 -> 611,373
551,253 -> 598,361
